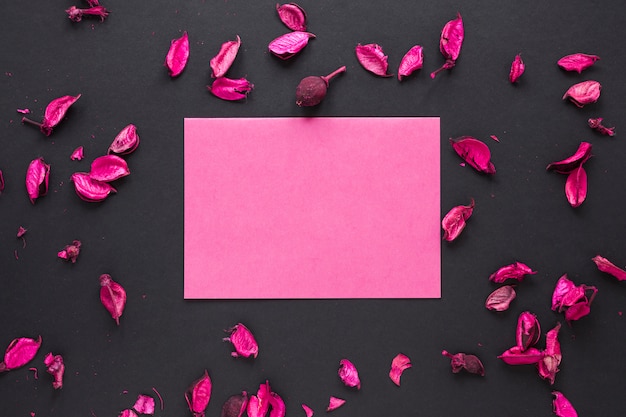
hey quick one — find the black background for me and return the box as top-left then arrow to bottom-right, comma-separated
2,1 -> 626,416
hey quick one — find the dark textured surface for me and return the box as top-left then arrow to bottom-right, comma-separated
2,1 -> 626,416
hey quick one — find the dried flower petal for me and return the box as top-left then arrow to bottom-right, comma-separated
564,165 -> 587,208
221,392 -> 248,417
557,53 -> 599,74
295,66 -> 346,107
90,155 -> 130,182
276,3 -> 307,31
551,275 -> 583,311
592,255 -> 626,281
25,157 -> 50,204
185,370 -> 212,417
208,77 -> 254,101
301,404 -> 314,417
71,172 -> 116,202
389,353 -> 411,386
99,274 -> 127,325
442,198 -> 475,242
338,359 -> 361,389
165,32 -> 190,77
0,169 -> 4,194
326,397 -> 345,412
489,262 -> 537,283
268,31 -> 315,59
431,13 -> 464,78
210,36 -> 241,78
538,323 -> 562,384
119,410 -> 138,417
0,336 -> 42,372
563,80 -> 601,108
441,350 -> 485,376
57,240 -> 82,263
509,53 -> 525,83
109,124 -> 140,155
552,391 -> 578,417
498,346 -> 544,365
546,142 -> 592,174
247,382 -> 271,417
450,136 -> 496,174
355,43 -> 392,77
133,395 -> 155,415
17,226 -> 27,238
224,323 -> 258,358
22,94 -> 81,136
66,6 -> 109,22
44,353 -> 65,389
70,146 -> 84,161
588,117 -> 615,136
485,285 -> 516,311
564,301 -> 591,322
398,45 -> 424,81
269,392 -> 285,417
516,311 -> 541,351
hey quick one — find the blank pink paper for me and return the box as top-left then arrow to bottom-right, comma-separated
184,117 -> 440,299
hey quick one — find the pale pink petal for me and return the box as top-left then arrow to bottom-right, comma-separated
398,45 -> 423,81
210,35 -> 241,78
355,43 -> 392,77
389,353 -> 411,386
563,80 -> 601,108
485,285 -> 516,311
442,199 -> 475,242
268,31 -> 315,59
108,124 -> 140,155
133,395 -> 155,415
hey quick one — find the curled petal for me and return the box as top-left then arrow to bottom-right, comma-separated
588,117 -> 615,136
389,353 -> 411,386
90,155 -> 130,182
442,198 -> 474,242
355,43 -> 392,77
224,323 -> 258,358
398,45 -> 424,81
498,346 -> 544,365
564,165 -> 587,208
210,36 -> 241,78
563,80 -> 601,108
301,404 -> 314,417
42,94 -> 81,135
109,124 -> 140,155
326,397 -> 345,412
133,395 -> 155,415
551,275 -> 584,311
489,262 -> 536,283
269,392 -> 285,417
268,31 -> 315,59
441,350 -> 485,376
485,285 -> 516,311
431,13 -> 464,78
165,32 -> 190,77
538,323 -> 562,384
516,311 -> 541,351
552,391 -> 578,417
25,157 -> 50,204
99,274 -> 127,326
247,382 -> 271,417
558,53 -> 600,73
71,172 -> 116,202
509,53 -> 525,83
57,240 -> 82,263
185,370 -> 212,417
592,255 -> 626,281
276,3 -> 307,31
0,336 -> 42,372
546,142 -> 592,173
208,77 -> 254,101
338,359 -> 361,389
450,136 -> 496,174
44,353 -> 65,389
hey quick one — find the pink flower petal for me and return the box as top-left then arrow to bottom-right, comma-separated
268,31 -> 315,59
431,13 -> 464,78
224,323 -> 258,358
489,262 -> 536,283
355,43 -> 392,77
119,410 -> 138,417
25,157 -> 50,204
563,80 -> 601,108
516,311 -> 541,351
0,336 -> 42,372
326,397 -> 345,412
90,155 -> 130,182
210,35 -> 241,78
71,172 -> 116,202
57,240 -> 82,263
498,346 -> 544,365
398,45 -> 423,81
338,359 -> 361,389
557,53 -> 599,73
485,285 -> 516,311
276,3 -> 307,31
269,392 -> 285,417
133,395 -> 155,415
165,32 -> 190,77
108,124 -> 140,155
551,275 -> 583,311
389,353 -> 411,386
185,370 -> 212,417
588,117 -> 615,136
442,199 -> 475,242
546,142 -> 592,174
247,382 -> 271,417
301,404 -> 314,417
44,353 -> 65,389
564,165 -> 587,208
538,323 -> 561,385
552,391 -> 578,417
208,77 -> 254,101
450,136 -> 496,174
99,274 -> 127,326
509,53 -> 525,83
70,146 -> 84,161
592,255 -> 626,281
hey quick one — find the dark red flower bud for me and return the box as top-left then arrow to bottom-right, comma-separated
295,66 -> 346,107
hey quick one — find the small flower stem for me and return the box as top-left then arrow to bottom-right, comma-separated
321,66 -> 346,84
21,117 -> 43,128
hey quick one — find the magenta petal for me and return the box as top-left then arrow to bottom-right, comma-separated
326,397 -> 345,412
588,117 -> 615,136
165,32 -> 190,77
119,410 -> 138,417
208,77 -> 254,101
44,352 -> 65,389
516,311 -> 541,351
210,35 -> 241,78
247,382 -> 271,417
70,146 -> 84,161
338,359 -> 361,389
276,3 -> 307,31
538,323 -> 562,385
355,43 -> 392,77
552,391 -> 578,417
133,395 -> 155,415
0,336 -> 42,372
563,80 -> 601,108
564,301 -> 591,322
268,31 -> 315,59
592,255 -> 626,281
108,124 -> 140,155
398,45 -> 424,81
389,353 -> 411,386
224,323 -> 258,358
268,392 -> 285,417
450,136 -> 496,174
564,165 -> 587,208
185,370 -> 212,417
546,142 -> 592,173
442,198 -> 474,242
99,274 -> 127,325
509,53 -> 525,83
498,346 -> 544,365
301,404 -> 314,417
25,157 -> 50,204
431,13 -> 464,78
40,94 -> 81,136
90,155 -> 130,182
71,172 -> 116,202
489,262 -> 536,283
485,285 -> 516,311
558,53 -> 600,73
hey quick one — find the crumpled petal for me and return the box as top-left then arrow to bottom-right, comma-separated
516,311 -> 541,351
38,94 -> 81,136
210,35 -> 241,78
221,392 -> 248,417
588,117 -> 615,136
564,165 -> 587,208
441,350 -> 485,376
355,43 -> 392,77
119,410 -> 138,417
185,370 -> 212,417
551,275 -> 583,311
133,395 -> 155,415
389,353 -> 411,386
57,240 -> 82,263
338,359 -> 361,389
208,77 -> 254,101
546,142 -> 592,173
563,80 -> 601,108
71,172 -> 116,202
398,45 -> 424,81
552,391 -> 578,417
592,255 -> 626,281
99,274 -> 127,326
0,336 -> 42,372
326,397 -> 345,412
70,146 -> 84,161
165,32 -> 190,77
90,155 -> 130,182
442,198 -> 475,242
224,323 -> 258,358
509,53 -> 524,83
247,382 -> 271,417
276,3 -> 307,31
558,53 -> 599,73
108,124 -> 140,155
489,262 -> 536,283
431,13 -> 464,78
485,285 -> 516,311
25,157 -> 50,204
268,31 -> 315,59
450,136 -> 496,174
498,346 -> 544,365
538,323 -> 561,384
44,353 -> 65,389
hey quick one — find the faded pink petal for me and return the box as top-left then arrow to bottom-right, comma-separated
41,94 -> 81,136
70,146 -> 84,161
588,117 -> 615,136
99,274 -> 127,326
431,13 -> 464,78
71,172 -> 116,202
224,323 -> 258,358
326,397 -> 345,412
592,255 -> 626,281
44,353 -> 65,389
558,53 -> 599,74
563,80 -> 601,108
268,31 -> 315,59
208,77 -> 254,101
355,43 -> 392,77
221,392 -> 248,417
247,382 -> 271,417
538,323 -> 561,384
301,404 -> 314,417
450,136 -> 496,174
441,350 -> 485,376
489,262 -> 536,283
276,3 -> 307,31
564,165 -> 587,208
546,142 -> 592,173
552,391 -> 578,417
389,353 -> 411,386
25,157 -> 50,204
210,36 -> 241,78
442,198 -> 475,242
0,336 -> 42,372
338,358 -> 361,389
509,53 -> 525,83
498,346 -> 544,365
165,32 -> 190,77
109,124 -> 140,155
185,370 -> 212,417
516,311 -> 541,351
398,45 -> 424,81
485,285 -> 516,311
133,395 -> 155,415
90,155 -> 130,182
57,240 -> 82,263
